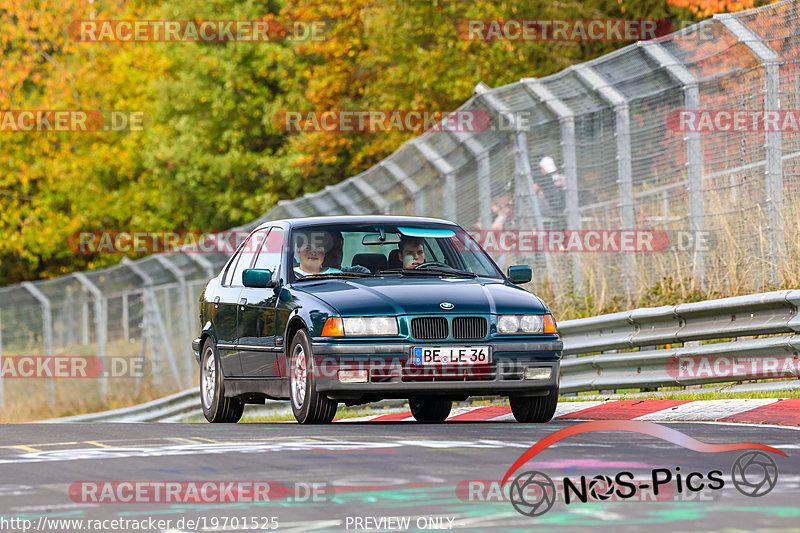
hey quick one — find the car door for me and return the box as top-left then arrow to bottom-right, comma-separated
237,227 -> 285,377
218,228 -> 269,377
212,250 -> 244,377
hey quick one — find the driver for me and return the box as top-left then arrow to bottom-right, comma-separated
294,230 -> 342,277
398,236 -> 426,269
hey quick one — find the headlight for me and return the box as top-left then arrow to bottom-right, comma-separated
520,315 -> 543,333
342,316 -> 398,336
497,315 -> 520,334
497,314 -> 554,334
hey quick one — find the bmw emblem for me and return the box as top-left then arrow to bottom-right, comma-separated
440,302 -> 454,310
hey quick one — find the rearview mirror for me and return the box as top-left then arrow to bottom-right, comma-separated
362,233 -> 401,245
507,265 -> 532,285
242,269 -> 275,288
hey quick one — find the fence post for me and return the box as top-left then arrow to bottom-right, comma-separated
21,281 -> 54,408
411,139 -> 457,221
155,255 -> 193,386
121,292 -> 130,341
381,160 -> 426,215
522,78 -> 583,288
717,15 -> 784,286
122,258 -> 183,389
449,129 -> 492,229
73,272 -> 108,404
81,289 -> 90,345
639,42 -> 705,285
574,65 -> 635,298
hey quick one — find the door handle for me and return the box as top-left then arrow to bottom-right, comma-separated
213,296 -> 220,309
239,297 -> 247,309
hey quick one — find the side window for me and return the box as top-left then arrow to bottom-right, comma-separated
253,228 -> 285,280
228,229 -> 269,287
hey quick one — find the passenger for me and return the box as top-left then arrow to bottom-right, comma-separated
398,236 -> 426,269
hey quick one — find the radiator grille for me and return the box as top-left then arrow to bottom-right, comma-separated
452,317 -> 488,340
410,317 -> 449,340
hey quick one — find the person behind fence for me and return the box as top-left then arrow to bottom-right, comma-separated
398,236 -> 426,269
293,230 -> 342,277
535,156 -> 566,228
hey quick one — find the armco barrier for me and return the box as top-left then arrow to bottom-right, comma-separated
559,289 -> 800,393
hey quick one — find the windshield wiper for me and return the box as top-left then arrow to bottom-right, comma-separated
379,268 -> 476,278
294,272 -> 374,282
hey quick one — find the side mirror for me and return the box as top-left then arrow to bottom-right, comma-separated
242,269 -> 275,288
507,265 -> 532,285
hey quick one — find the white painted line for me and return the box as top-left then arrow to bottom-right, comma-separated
446,406 -> 484,419
635,399 -> 781,421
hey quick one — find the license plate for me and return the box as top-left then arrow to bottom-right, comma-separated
411,346 -> 491,366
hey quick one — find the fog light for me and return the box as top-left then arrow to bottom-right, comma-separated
524,367 -> 552,380
338,370 -> 369,383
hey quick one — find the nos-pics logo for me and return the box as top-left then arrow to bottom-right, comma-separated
502,420 -> 783,517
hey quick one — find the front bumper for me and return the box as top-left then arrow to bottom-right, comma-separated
310,339 -> 561,399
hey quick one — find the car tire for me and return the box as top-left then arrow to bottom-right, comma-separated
289,329 -> 338,424
200,338 -> 244,423
409,398 -> 452,422
509,387 -> 559,423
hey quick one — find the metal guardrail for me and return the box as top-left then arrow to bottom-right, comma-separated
559,289 -> 800,393
41,388 -> 206,423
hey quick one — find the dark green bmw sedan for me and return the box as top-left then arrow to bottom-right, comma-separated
192,216 -> 562,424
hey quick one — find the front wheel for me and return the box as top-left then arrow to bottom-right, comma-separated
409,398 -> 452,422
200,338 -> 243,423
289,329 -> 338,424
509,388 -> 558,423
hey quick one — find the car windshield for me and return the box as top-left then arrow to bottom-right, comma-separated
289,223 -> 503,281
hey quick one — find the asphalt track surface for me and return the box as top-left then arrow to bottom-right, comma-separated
0,419 -> 798,533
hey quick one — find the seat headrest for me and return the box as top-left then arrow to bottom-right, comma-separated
351,253 -> 388,273
387,249 -> 403,269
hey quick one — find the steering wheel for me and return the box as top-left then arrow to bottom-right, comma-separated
414,261 -> 452,270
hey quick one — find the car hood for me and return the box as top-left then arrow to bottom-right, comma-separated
292,277 -> 547,316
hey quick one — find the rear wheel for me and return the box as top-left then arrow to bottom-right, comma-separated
509,388 -> 558,423
290,329 -> 338,424
200,338 -> 244,423
409,398 -> 452,422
